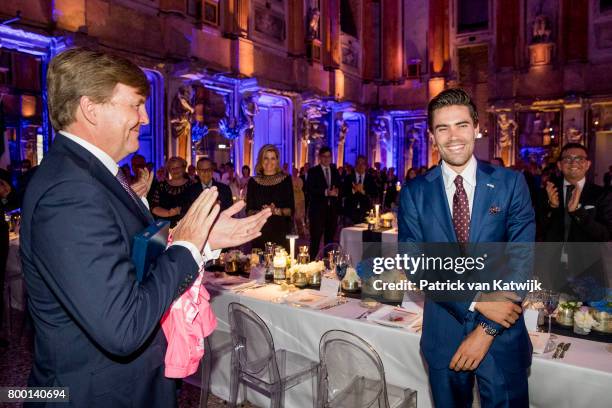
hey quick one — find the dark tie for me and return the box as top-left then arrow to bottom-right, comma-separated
324,167 -> 331,188
564,184 -> 575,241
453,175 -> 470,243
116,170 -> 143,206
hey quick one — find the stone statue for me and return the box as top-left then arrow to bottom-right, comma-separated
532,14 -> 552,44
298,117 -> 309,168
241,92 -> 260,171
170,85 -> 195,159
371,119 -> 387,165
497,113 -> 516,166
566,119 -> 584,144
336,120 -> 348,167
307,7 -> 321,40
405,127 -> 419,172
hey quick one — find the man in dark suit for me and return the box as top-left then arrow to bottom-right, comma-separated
539,143 -> 611,297
20,48 -> 270,407
344,155 -> 378,224
399,88 -> 533,407
306,147 -> 341,259
188,157 -> 233,212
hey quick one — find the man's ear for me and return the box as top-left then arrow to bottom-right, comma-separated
78,95 -> 98,126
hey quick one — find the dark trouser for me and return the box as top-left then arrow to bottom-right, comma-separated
308,205 -> 338,260
0,220 -> 9,333
428,353 -> 529,408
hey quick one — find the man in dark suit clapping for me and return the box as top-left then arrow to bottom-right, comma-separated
20,48 -> 270,407
306,147 -> 341,259
539,143 -> 611,298
188,157 -> 234,212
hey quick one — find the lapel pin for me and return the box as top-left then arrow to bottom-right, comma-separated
486,183 -> 495,189
489,206 -> 501,214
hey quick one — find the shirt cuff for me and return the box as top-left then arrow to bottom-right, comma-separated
171,241 -> 204,268
202,242 -> 222,262
468,292 -> 482,312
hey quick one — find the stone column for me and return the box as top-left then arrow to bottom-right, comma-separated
381,0 -> 402,82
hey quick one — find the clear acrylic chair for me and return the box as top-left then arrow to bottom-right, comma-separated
317,330 -> 417,408
228,302 -> 319,408
184,330 -> 233,407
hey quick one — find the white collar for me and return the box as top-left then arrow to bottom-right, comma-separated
563,178 -> 586,190
441,155 -> 477,189
60,130 -> 119,176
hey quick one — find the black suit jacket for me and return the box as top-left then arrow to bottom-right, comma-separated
306,164 -> 341,216
539,181 -> 612,242
187,180 -> 233,212
343,172 -> 378,223
538,180 -> 611,296
21,135 -> 198,407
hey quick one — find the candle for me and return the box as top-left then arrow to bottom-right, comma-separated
375,204 -> 380,223
286,234 -> 299,265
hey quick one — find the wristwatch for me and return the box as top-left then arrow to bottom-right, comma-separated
479,321 -> 499,337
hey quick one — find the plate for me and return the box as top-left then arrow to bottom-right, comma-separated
283,289 -> 337,309
367,306 -> 421,329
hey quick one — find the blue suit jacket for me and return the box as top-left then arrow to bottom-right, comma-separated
20,135 -> 199,407
398,161 -> 534,372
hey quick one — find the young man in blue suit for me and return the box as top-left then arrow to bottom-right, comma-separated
398,89 -> 534,407
20,48 -> 270,407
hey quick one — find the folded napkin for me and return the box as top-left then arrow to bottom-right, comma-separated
528,331 -> 550,354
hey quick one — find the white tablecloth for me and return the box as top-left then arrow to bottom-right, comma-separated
208,285 -> 612,408
339,226 -> 398,264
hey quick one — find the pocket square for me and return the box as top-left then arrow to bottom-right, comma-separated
584,205 -> 595,210
489,206 -> 501,215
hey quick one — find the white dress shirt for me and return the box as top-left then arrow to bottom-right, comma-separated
60,131 -> 219,268
441,155 -> 477,218
563,178 -> 585,205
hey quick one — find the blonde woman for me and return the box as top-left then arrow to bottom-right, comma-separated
246,145 -> 294,250
150,156 -> 194,226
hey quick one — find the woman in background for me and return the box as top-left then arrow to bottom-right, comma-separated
150,156 -> 194,227
246,145 -> 294,250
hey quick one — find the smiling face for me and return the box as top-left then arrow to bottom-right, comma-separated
262,150 -> 279,175
96,83 -> 149,162
429,105 -> 478,173
557,147 -> 591,183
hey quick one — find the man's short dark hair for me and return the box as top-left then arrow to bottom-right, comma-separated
427,88 -> 479,132
319,146 -> 332,156
559,143 -> 588,160
196,157 -> 213,167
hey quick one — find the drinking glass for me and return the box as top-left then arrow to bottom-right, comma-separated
540,290 -> 560,352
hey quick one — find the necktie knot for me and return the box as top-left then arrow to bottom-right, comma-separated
454,175 -> 464,188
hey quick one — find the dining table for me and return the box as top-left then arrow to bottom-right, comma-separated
204,278 -> 612,408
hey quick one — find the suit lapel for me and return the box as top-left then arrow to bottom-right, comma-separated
469,162 -> 495,242
55,135 -> 153,225
425,167 -> 456,242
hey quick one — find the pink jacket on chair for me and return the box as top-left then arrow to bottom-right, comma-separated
161,270 -> 217,378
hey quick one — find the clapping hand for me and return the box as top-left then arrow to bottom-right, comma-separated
132,169 -> 154,198
208,200 -> 272,250
172,187 -> 220,252
545,182 -> 559,208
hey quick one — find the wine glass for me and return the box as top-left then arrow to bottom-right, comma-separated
335,253 -> 351,297
540,290 -> 559,353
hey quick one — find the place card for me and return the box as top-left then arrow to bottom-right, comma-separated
524,309 -> 540,332
319,277 -> 340,297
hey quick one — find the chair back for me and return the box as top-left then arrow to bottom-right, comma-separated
319,330 -> 388,408
228,302 -> 280,383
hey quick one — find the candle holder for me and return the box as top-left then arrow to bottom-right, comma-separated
298,246 -> 310,264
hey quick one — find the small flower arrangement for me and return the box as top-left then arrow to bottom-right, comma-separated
573,306 -> 599,335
